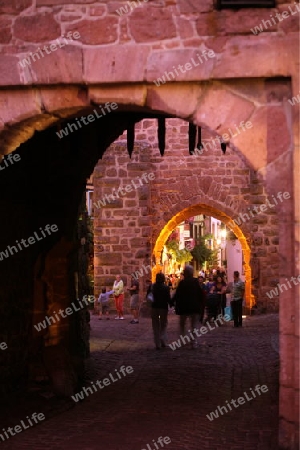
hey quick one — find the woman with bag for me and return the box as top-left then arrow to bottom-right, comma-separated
113,274 -> 124,320
210,275 -> 227,317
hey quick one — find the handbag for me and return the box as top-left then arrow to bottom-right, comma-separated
146,292 -> 154,302
224,305 -> 233,320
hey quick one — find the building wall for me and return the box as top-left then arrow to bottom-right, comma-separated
226,239 -> 244,284
0,0 -> 299,95
93,117 -> 282,312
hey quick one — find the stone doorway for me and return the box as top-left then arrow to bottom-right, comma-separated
92,105 -> 288,315
152,203 -> 253,311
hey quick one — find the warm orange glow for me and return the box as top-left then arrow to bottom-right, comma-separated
152,203 -> 254,311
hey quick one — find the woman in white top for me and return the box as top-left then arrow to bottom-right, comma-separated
113,274 -> 124,319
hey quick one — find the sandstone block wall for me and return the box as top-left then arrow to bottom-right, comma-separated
93,117 -> 286,312
0,0 -> 298,447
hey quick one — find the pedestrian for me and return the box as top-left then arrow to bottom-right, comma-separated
98,288 -> 114,320
150,273 -> 172,350
198,268 -> 205,278
173,265 -> 204,348
231,271 -> 245,327
113,274 -> 124,320
198,276 -> 208,323
206,274 -> 215,292
128,276 -> 140,324
210,275 -> 227,317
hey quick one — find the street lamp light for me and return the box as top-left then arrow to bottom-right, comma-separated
220,229 -> 227,239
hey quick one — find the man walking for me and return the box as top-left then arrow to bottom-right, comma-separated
128,276 -> 139,324
173,265 -> 204,348
150,273 -> 172,349
231,271 -> 245,327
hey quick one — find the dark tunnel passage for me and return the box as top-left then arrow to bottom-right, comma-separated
0,109 -> 167,396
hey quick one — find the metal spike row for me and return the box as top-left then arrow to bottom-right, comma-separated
189,123 -> 197,155
157,117 -> 166,156
127,122 -> 135,158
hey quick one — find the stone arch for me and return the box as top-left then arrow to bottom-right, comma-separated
0,82 -> 291,351
0,80 -> 296,449
94,112 -> 280,313
152,202 -> 253,310
0,77 -> 294,173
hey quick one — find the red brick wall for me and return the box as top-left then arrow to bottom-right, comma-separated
93,117 -> 282,312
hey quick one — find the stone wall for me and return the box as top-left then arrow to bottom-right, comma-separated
0,0 -> 298,123
93,117 -> 284,312
0,0 -> 298,92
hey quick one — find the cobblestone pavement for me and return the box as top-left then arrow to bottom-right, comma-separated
1,312 -> 279,450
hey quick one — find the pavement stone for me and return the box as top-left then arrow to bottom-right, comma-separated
0,312 -> 279,450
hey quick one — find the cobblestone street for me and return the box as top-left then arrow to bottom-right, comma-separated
1,312 -> 279,450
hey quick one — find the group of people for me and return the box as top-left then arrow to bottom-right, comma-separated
97,274 -> 140,324
198,271 -> 245,328
96,267 -> 245,349
149,266 -> 204,349
149,268 -> 245,349
198,274 -> 227,322
165,274 -> 180,292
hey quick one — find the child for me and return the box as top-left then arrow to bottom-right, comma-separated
98,288 -> 114,320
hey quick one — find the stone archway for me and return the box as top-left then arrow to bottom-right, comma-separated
0,78 -> 297,449
92,93 -> 288,315
152,203 -> 253,310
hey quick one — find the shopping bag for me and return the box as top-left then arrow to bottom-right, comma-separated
224,305 -> 233,320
